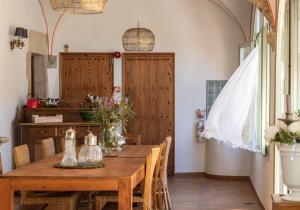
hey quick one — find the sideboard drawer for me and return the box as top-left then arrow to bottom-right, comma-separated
28,127 -> 56,138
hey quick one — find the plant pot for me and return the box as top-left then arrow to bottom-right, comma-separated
278,143 -> 300,201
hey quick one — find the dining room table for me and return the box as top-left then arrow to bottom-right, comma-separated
0,145 -> 156,210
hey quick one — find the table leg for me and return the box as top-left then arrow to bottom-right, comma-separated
0,179 -> 13,210
118,178 -> 132,210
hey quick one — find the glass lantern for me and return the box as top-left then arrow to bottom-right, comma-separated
61,128 -> 78,167
78,132 -> 103,165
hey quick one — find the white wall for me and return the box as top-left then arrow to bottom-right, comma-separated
43,0 -> 247,173
0,0 -> 44,171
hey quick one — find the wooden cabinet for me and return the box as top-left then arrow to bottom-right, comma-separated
60,53 -> 114,107
18,108 -> 100,162
122,53 -> 175,175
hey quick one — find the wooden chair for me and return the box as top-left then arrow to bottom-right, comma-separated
13,144 -> 30,168
13,144 -> 80,210
153,136 -> 172,210
124,133 -> 142,145
41,138 -> 55,159
95,147 -> 161,210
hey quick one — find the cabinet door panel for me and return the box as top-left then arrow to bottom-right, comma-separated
60,53 -> 113,107
123,53 -> 175,175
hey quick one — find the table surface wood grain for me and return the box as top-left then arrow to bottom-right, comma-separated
0,145 -> 156,210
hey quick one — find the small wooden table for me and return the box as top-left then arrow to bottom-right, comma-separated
0,145 -> 155,210
272,194 -> 300,210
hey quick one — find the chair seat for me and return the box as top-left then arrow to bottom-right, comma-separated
102,202 -> 143,210
21,191 -> 80,210
14,204 -> 48,210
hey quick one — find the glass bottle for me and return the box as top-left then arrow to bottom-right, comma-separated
61,128 -> 78,167
78,132 -> 103,165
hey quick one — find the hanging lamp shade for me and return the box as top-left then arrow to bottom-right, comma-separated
50,0 -> 108,14
122,23 -> 155,51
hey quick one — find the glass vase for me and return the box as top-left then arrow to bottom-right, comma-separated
100,127 -> 119,154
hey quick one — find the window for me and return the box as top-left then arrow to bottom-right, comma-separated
252,9 -> 271,155
274,0 -> 297,195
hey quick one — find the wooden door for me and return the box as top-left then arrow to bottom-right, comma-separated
60,53 -> 114,107
123,53 -> 175,175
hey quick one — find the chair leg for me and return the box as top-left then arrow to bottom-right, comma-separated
166,188 -> 172,210
163,188 -> 168,210
157,189 -> 163,210
152,184 -> 158,210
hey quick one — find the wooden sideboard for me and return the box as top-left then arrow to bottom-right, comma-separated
18,108 -> 100,162
272,195 -> 300,210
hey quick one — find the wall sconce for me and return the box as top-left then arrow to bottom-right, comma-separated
10,27 -> 28,50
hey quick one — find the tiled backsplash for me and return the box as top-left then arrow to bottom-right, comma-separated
206,80 -> 227,115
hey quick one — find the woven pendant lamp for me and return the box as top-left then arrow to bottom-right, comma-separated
122,23 -> 155,51
50,0 -> 108,14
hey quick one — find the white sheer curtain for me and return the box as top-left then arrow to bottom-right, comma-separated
201,47 -> 260,152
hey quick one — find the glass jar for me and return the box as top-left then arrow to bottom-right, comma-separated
61,128 -> 78,167
78,132 -> 103,165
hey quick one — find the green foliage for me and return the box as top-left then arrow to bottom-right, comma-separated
271,129 -> 300,145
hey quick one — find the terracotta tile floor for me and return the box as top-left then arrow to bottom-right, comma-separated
168,175 -> 265,210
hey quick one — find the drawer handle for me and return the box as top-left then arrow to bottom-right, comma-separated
61,130 -> 66,134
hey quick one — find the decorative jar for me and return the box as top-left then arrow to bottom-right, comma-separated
61,128 -> 78,167
78,132 -> 103,164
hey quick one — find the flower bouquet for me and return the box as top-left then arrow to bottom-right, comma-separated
86,93 -> 135,153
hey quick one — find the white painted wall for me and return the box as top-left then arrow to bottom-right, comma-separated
0,0 -> 44,172
43,0 -> 248,173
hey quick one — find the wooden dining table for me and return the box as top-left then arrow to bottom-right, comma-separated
0,145 -> 156,210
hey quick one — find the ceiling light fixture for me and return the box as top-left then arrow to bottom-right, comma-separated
50,0 -> 108,14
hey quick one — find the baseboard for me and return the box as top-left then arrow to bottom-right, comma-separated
174,172 -> 205,177
204,173 -> 250,181
175,172 -> 253,182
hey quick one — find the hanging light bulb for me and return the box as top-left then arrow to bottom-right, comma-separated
50,0 -> 108,14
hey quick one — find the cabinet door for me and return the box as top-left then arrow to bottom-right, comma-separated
60,53 -> 114,107
123,53 -> 175,175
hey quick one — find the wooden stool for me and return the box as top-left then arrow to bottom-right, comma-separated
272,194 -> 300,210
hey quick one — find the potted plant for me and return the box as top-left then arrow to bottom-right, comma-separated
84,93 -> 135,154
265,120 -> 300,201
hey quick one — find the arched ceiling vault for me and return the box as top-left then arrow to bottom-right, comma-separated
208,0 -> 276,48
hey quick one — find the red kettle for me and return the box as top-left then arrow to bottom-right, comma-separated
26,94 -> 40,109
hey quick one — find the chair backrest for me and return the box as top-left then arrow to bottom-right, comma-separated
124,133 -> 142,145
143,147 -> 160,210
41,138 -> 55,159
154,136 -> 172,185
0,152 -> 2,174
13,144 -> 30,168
162,136 -> 172,182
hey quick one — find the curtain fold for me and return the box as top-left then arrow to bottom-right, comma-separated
201,47 -> 260,152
